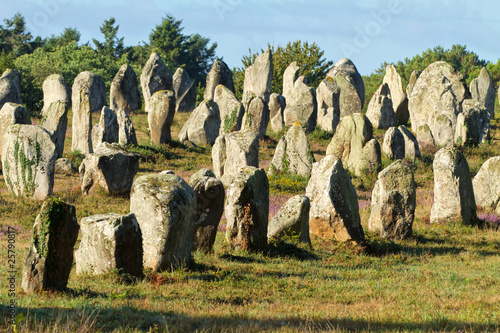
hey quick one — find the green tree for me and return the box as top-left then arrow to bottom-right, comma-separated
43,27 -> 81,51
0,13 -> 33,57
93,17 -> 125,60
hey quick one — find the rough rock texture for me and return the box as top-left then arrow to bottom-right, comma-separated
212,129 -> 259,185
148,90 -> 176,145
382,125 -> 420,160
130,173 -> 197,271
243,49 -> 273,102
41,74 -> 71,114
79,143 -> 139,195
40,100 -> 69,159
204,58 -> 235,100
179,99 -> 221,145
75,213 -> 143,277
0,69 -> 22,109
305,155 -> 364,244
316,77 -> 341,132
141,53 -> 173,112
2,124 -> 56,200
399,125 -> 421,159
55,158 -> 76,174
326,114 -> 381,177
72,71 -> 106,113
430,147 -> 477,225
189,169 -> 225,253
242,92 -> 269,138
225,167 -> 269,251
473,156 -> 500,214
454,99 -> 490,146
0,102 -> 31,158
408,61 -> 467,147
269,123 -> 315,176
469,67 -> 495,119
22,198 -> 79,292
269,93 -> 286,132
267,194 -> 311,245
214,84 -> 245,135
368,160 -> 416,239
110,64 -> 141,115
327,58 -> 365,106
173,68 -> 196,113
383,64 -> 408,124
91,107 -> 119,151
406,70 -> 421,99
416,124 -> 435,149
366,83 -> 396,129
116,109 -> 138,146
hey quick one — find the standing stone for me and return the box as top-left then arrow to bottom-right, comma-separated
316,76 -> 341,132
406,70 -> 421,99
327,58 -> 365,106
189,169 -> 225,253
416,124 -> 435,149
382,125 -> 420,160
214,84 -> 244,135
22,198 -> 79,292
41,74 -> 71,114
269,123 -> 315,176
212,129 -> 259,185
267,195 -> 311,245
383,64 -> 408,124
368,160 -> 416,240
473,156 -> 500,214
141,53 -> 173,112
40,100 -> 69,159
130,173 -> 197,271
91,107 -> 119,151
72,71 -> 106,113
75,213 -> 143,277
173,68 -> 196,113
269,93 -> 286,133
79,142 -> 139,196
110,64 -> 141,115
148,90 -> 175,145
225,167 -> 269,251
0,102 -> 31,158
2,124 -> 56,200
366,82 -> 396,129
243,49 -> 273,102
116,109 -> 137,146
178,99 -> 221,145
470,67 -> 495,120
0,69 -> 22,109
454,99 -> 490,146
399,125 -> 421,159
408,61 -> 467,147
430,147 -> 477,225
305,155 -> 364,244
242,92 -> 269,138
204,58 -> 235,100
326,113 -> 381,177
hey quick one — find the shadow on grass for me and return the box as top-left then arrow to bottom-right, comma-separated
266,240 -> 319,261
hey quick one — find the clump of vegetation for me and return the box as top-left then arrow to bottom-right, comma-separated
64,150 -> 85,169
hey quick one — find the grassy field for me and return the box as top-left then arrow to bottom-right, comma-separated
0,108 -> 499,333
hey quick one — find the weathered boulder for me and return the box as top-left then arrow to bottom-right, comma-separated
22,198 -> 79,292
269,123 -> 315,176
116,109 -> 137,146
173,67 -> 196,113
383,64 -> 408,124
269,93 -> 286,132
405,70 -> 421,99
179,99 -> 221,145
473,156 -> 500,214
326,113 -> 381,177
40,100 -> 69,159
368,160 -> 416,239
469,67 -> 495,119
148,90 -> 176,145
2,124 -> 56,200
305,155 -> 364,244
0,69 -> 22,109
204,58 -> 235,100
416,124 -> 435,149
130,173 -> 197,271
110,64 -> 141,115
79,143 -> 139,195
225,167 -> 269,251
91,107 -> 119,151
55,158 -> 77,174
0,102 -> 31,158
267,195 -> 311,245
316,76 -> 341,132
214,84 -> 244,135
408,61 -> 467,147
366,82 -> 396,129
382,125 -> 420,160
41,74 -> 71,114
141,53 -> 173,112
242,91 -> 269,138
454,99 -> 490,146
430,147 -> 477,225
399,125 -> 421,159
243,49 -> 273,102
327,58 -> 365,106
189,169 -> 225,253
75,213 -> 143,277
72,71 -> 106,113
212,129 -> 259,185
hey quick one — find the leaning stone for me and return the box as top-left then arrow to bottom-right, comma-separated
75,213 -> 143,277
366,83 -> 396,129
22,198 -> 79,292
242,91 -> 269,138
469,67 -> 495,119
116,109 -> 137,146
243,49 -> 273,102
179,99 -> 221,145
0,69 -> 22,109
316,76 -> 341,132
41,100 -> 69,159
55,158 -> 77,174
0,102 -> 31,158
91,106 -> 119,151
225,167 -> 269,251
110,64 -> 141,115
148,90 -> 175,145
368,160 -> 416,240
141,53 -> 173,112
79,143 -> 139,196
130,172 -> 197,271
268,195 -> 311,245
214,84 -> 244,135
173,67 -> 196,113
473,156 -> 500,214
2,124 -> 56,200
454,99 -> 490,146
269,93 -> 286,133
305,155 -> 364,244
204,58 -> 235,100
41,74 -> 71,114
382,64 -> 408,124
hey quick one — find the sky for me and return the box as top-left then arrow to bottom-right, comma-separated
1,0 -> 500,76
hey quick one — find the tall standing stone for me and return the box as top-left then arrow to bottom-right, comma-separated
406,70 -> 421,99
383,64 -> 408,124
173,68 -> 196,113
214,84 -> 245,135
141,53 -> 173,112
243,49 -> 273,102
91,106 -> 119,151
242,91 -> 269,138
469,67 -> 495,119
41,74 -> 71,114
0,102 -> 31,158
269,93 -> 286,133
473,156 -> 500,214
117,109 -> 138,146
22,198 -> 79,292
41,100 -> 69,158
72,71 -> 106,113
110,64 -> 141,115
204,58 -> 234,100
0,69 -> 22,110
327,58 -> 365,106
454,99 -> 490,146
366,82 -> 396,129
316,76 -> 341,132
148,90 -> 175,145
178,99 -> 221,145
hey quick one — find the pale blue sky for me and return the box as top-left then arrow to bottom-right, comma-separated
2,0 -> 500,75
